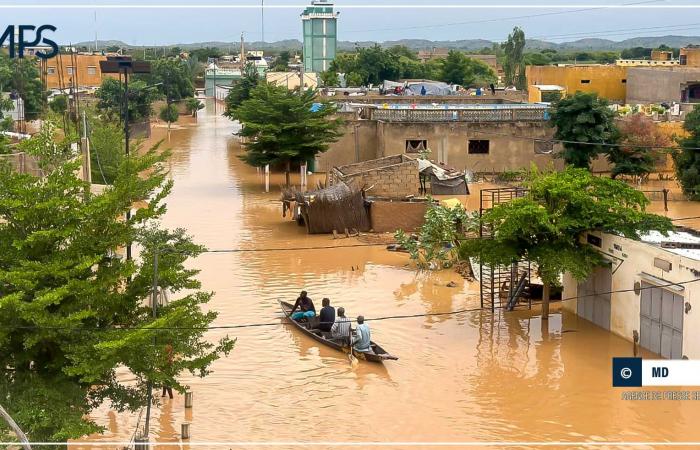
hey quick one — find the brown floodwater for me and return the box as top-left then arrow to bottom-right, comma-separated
72,102 -> 700,450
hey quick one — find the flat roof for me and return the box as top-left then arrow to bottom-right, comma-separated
533,85 -> 566,91
642,230 -> 700,261
363,103 -> 547,110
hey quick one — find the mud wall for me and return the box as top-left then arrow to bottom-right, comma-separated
369,201 -> 428,233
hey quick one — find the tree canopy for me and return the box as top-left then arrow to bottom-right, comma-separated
223,63 -> 259,120
673,106 -> 700,199
502,27 -> 526,89
550,92 -> 620,169
0,129 -> 234,444
0,55 -> 46,121
139,58 -> 194,102
461,167 -> 672,317
610,113 -> 670,179
96,78 -> 160,123
236,83 -> 343,185
441,50 -> 496,87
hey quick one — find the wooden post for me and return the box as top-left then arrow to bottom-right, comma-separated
265,164 -> 270,193
542,282 -> 550,320
184,391 -> 193,408
0,403 -> 32,450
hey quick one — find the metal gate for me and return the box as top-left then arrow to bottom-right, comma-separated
640,282 -> 683,359
577,266 -> 612,330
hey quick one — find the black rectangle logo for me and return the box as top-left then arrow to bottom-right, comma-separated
613,357 -> 642,387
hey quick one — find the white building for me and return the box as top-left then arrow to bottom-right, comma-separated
562,229 -> 700,359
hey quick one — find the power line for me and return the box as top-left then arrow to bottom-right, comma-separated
2,277 -> 698,333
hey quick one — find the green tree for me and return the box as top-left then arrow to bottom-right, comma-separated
461,167 -> 672,318
159,103 -> 179,134
0,55 -> 46,120
88,117 -> 124,185
0,95 -> 14,131
320,69 -> 339,87
185,97 -> 204,117
550,92 -> 619,169
271,50 -> 291,71
673,106 -> 700,199
49,95 -> 68,115
346,72 -> 364,87
440,50 -> 496,87
236,83 -> 343,186
223,63 -> 259,120
96,78 -> 159,123
0,134 -> 234,445
141,58 -> 194,102
502,27 -> 526,89
609,113 -> 669,179
395,202 -> 475,269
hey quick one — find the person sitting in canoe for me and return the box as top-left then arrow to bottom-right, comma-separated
318,298 -> 335,332
290,290 -> 316,321
352,315 -> 372,352
331,306 -> 351,341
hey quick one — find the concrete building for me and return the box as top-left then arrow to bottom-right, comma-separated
525,64 -> 628,103
204,63 -> 242,97
626,66 -> 700,104
316,102 -> 563,174
562,229 -> 700,359
44,54 -> 117,89
301,0 -> 338,73
528,84 -> 566,103
680,46 -> 700,67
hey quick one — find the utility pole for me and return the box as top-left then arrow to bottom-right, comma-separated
122,65 -> 132,260
0,404 -> 32,450
143,248 -> 159,439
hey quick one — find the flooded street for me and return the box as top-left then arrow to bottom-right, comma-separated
76,102 -> 700,449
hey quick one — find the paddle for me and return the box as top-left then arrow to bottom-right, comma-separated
347,325 -> 358,366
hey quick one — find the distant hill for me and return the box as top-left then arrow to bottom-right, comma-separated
75,35 -> 700,53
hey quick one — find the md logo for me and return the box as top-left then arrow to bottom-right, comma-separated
652,367 -> 669,378
0,25 -> 58,59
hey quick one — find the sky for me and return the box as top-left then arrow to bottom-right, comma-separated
1,0 -> 700,46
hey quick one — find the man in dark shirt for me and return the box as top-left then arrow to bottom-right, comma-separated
290,290 -> 316,321
318,298 -> 335,332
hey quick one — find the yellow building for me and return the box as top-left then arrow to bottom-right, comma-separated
528,84 -> 567,103
44,54 -> 117,89
525,64 -> 628,102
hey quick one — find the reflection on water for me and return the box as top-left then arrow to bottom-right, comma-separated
72,101 -> 700,449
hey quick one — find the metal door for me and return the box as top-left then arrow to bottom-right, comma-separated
577,266 -> 612,330
640,282 -> 683,359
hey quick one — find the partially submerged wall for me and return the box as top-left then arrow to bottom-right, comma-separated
330,155 -> 420,199
369,200 -> 428,233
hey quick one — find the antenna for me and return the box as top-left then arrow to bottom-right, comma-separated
94,10 -> 97,53
261,0 -> 265,44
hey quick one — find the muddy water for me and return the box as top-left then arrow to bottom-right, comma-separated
75,102 -> 700,449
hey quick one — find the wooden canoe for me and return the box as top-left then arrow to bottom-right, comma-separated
279,300 -> 398,363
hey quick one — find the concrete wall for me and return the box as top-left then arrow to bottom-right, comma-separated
526,65 -> 628,102
626,67 -> 700,104
316,120 -> 378,172
369,200 -> 428,233
267,72 -> 318,90
562,231 -> 700,359
680,47 -> 700,67
376,121 -> 565,173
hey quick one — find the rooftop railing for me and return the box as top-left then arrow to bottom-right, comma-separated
369,106 -> 550,123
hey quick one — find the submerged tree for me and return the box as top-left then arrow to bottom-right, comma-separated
673,106 -> 700,199
236,83 -> 343,186
0,131 -> 234,445
96,78 -> 160,123
185,97 -> 204,118
223,63 -> 259,120
159,102 -> 179,136
550,92 -> 619,169
460,167 -> 672,319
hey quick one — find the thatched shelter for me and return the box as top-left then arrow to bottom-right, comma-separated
295,182 -> 370,234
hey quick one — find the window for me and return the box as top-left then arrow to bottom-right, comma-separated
468,140 -> 490,154
87,66 -> 97,75
680,55 -> 687,65
580,79 -> 591,84
405,139 -> 427,153
621,79 -> 627,84
66,66 -> 74,75
47,67 -> 56,75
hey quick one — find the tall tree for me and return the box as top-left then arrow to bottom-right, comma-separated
502,27 -> 526,89
609,113 -> 670,179
673,106 -> 700,199
461,167 -> 672,319
550,92 -> 619,169
223,63 -> 259,120
0,55 -> 46,121
96,78 -> 160,123
141,58 -> 194,102
271,50 -> 291,71
0,131 -> 234,445
236,83 -> 343,186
